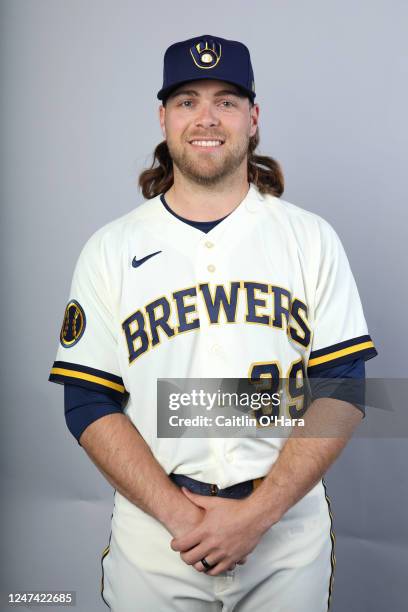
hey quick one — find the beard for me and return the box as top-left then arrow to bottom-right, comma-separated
167,135 -> 250,186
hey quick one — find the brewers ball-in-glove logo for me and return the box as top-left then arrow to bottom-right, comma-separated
190,39 -> 222,69
60,299 -> 86,348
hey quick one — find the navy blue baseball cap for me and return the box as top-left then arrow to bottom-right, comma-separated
157,34 -> 256,103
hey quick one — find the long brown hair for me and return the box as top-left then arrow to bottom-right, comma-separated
138,127 -> 284,199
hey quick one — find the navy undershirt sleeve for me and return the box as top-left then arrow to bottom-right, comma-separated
308,357 -> 366,416
64,384 -> 123,445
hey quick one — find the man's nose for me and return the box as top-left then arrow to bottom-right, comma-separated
194,103 -> 220,128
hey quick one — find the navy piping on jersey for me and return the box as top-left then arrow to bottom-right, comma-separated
64,358 -> 366,444
160,193 -> 229,233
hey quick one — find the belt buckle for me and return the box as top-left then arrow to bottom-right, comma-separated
210,483 -> 219,496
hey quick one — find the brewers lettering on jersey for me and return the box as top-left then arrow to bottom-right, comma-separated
49,34 -> 377,612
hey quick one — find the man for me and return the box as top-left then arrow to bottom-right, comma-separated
49,35 -> 378,611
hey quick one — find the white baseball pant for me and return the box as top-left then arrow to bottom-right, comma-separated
101,479 -> 334,611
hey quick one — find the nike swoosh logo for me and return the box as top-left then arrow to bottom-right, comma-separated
132,250 -> 162,268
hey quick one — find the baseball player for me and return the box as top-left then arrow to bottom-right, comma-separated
49,34 -> 377,611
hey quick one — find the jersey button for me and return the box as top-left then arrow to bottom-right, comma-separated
205,240 -> 214,248
207,264 -> 216,273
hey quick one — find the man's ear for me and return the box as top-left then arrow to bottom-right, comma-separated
159,105 -> 166,139
249,103 -> 260,137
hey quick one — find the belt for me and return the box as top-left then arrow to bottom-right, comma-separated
169,473 -> 264,500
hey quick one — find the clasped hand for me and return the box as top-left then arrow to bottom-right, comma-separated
170,487 -> 266,576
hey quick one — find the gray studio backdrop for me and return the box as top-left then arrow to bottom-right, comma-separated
1,1 -> 407,611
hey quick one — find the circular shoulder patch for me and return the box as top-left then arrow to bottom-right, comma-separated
60,300 -> 86,348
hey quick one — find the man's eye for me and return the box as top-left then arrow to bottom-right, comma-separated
220,100 -> 235,108
180,100 -> 193,107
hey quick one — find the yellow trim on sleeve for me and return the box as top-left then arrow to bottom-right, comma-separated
308,340 -> 375,368
50,367 -> 125,393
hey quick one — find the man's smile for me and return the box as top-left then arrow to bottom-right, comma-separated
188,138 -> 225,151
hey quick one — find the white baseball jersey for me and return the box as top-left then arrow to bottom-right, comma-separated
49,183 -> 377,494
